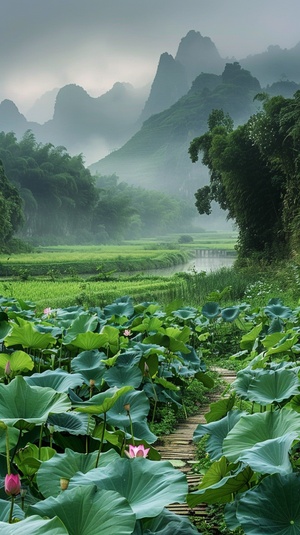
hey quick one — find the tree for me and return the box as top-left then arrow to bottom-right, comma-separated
0,161 -> 23,251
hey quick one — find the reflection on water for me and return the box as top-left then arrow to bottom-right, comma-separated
144,252 -> 236,277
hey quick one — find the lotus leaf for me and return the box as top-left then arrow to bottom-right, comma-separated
0,376 -> 71,429
194,410 -> 246,460
48,412 -> 90,435
4,318 -> 56,349
0,350 -> 34,374
37,448 -> 119,498
0,498 -> 24,521
73,385 -> 133,415
70,350 -> 107,384
28,485 -> 136,535
264,304 -> 293,319
141,507 -> 199,534
0,515 -> 68,534
104,296 -> 135,319
221,306 -> 240,322
201,302 -> 221,319
223,409 -> 300,467
104,364 -> 143,388
68,457 -> 188,519
187,456 -> 253,506
25,369 -> 84,392
106,389 -> 149,427
235,473 -> 300,534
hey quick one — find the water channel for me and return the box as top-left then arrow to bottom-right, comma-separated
143,249 -> 236,277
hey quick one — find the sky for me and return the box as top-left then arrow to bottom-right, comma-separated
1,0 -> 300,115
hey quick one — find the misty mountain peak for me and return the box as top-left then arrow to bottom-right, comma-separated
175,30 -> 224,84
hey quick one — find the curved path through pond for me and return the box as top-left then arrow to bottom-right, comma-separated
155,368 -> 236,523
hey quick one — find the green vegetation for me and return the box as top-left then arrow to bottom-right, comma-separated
190,90 -> 300,261
0,131 -> 195,250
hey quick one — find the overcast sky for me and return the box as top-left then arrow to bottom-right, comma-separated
1,0 -> 300,113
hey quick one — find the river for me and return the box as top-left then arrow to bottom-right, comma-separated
143,250 -> 236,277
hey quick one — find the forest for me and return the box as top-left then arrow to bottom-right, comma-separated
0,131 -> 194,251
189,90 -> 300,261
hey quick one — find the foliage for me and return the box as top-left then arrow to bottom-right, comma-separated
0,131 -> 195,245
190,91 -> 300,260
0,161 -> 23,253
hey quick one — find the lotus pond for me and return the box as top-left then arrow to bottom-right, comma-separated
1,294 -> 300,534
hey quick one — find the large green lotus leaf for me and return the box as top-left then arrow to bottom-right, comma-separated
0,376 -> 71,429
187,457 -> 253,507
141,507 -> 199,534
262,331 -> 290,349
104,296 -> 135,319
266,333 -> 298,356
240,323 -> 263,350
238,434 -> 296,475
25,369 -> 84,392
48,412 -> 90,435
0,318 -> 11,342
69,458 -> 187,519
124,420 -> 157,444
201,302 -> 220,319
193,410 -> 246,460
0,515 -> 68,535
14,443 -> 56,477
4,318 -> 56,349
65,331 -> 108,351
221,306 -> 240,323
104,365 -> 143,388
232,367 -> 300,404
100,325 -> 120,353
61,313 -> 99,345
70,350 -> 107,385
131,316 -> 163,334
132,342 -> 165,357
28,485 -> 135,535
205,395 -> 236,423
37,448 -> 119,498
264,304 -> 293,319
246,369 -> 300,405
223,409 -> 300,462
73,386 -> 133,415
0,425 -> 20,453
106,389 -> 149,427
236,473 -> 300,535
0,498 -> 24,521
172,307 -> 197,321
0,350 -> 34,374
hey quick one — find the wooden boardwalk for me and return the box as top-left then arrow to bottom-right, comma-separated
155,368 -> 236,519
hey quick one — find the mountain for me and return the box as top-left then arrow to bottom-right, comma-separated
0,82 -> 148,164
89,63 -> 261,196
140,30 -> 224,122
26,88 -> 59,124
240,42 -> 300,86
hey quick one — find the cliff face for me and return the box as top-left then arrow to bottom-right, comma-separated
140,30 -> 225,123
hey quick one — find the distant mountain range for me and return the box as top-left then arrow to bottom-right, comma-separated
1,30 -> 300,192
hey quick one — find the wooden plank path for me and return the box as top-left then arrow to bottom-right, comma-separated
154,368 -> 236,520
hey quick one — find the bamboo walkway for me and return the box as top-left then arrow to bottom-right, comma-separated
155,368 -> 236,521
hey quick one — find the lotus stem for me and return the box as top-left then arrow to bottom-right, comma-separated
8,495 -> 14,523
38,424 -> 44,459
95,412 -> 106,468
6,428 -> 11,475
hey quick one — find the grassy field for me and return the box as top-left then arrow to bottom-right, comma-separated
0,232 -> 238,278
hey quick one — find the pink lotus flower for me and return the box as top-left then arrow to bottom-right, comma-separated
5,474 -> 21,496
4,360 -> 11,375
43,307 -> 52,316
123,329 -> 132,337
127,444 -> 150,458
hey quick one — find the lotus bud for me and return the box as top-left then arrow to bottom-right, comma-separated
124,403 -> 131,413
4,361 -> 11,376
60,478 -> 70,491
5,474 -> 21,496
89,379 -> 95,387
144,362 -> 149,375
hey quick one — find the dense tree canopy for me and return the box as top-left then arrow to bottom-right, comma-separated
0,131 -> 195,245
190,92 -> 300,260
0,161 -> 23,251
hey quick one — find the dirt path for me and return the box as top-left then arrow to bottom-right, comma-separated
155,368 -> 236,520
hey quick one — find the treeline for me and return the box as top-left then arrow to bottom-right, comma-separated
189,91 -> 300,261
0,131 -> 194,250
